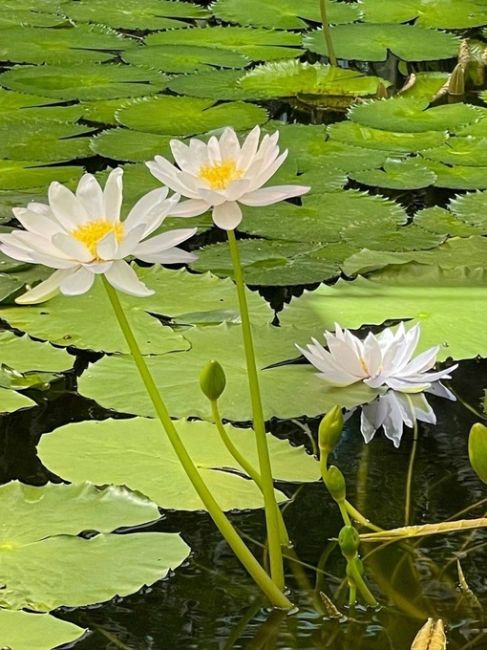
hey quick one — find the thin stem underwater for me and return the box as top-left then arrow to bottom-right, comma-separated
227,229 -> 286,590
102,277 -> 292,610
404,410 -> 419,526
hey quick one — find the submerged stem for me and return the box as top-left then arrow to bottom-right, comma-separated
319,0 -> 337,66
227,229 -> 286,590
102,277 -> 291,609
404,406 -> 419,526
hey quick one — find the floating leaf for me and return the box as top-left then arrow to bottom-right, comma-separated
82,97 -> 140,125
168,69 -> 254,101
77,323 -> 378,421
115,96 -> 268,136
0,64 -> 168,101
349,98 -> 481,133
350,157 -> 437,189
280,265 -> 487,360
0,263 -> 50,302
145,26 -> 303,61
211,0 -> 360,29
414,206 -> 484,238
0,161 -> 80,190
328,121 -> 447,152
0,610 -> 86,650
0,89 -> 83,125
0,266 -> 271,353
91,128 -> 172,162
342,224 -> 444,251
469,423 -> 487,484
123,44 -> 249,73
449,190 -> 487,229
0,25 -> 135,65
422,159 -> 487,190
0,331 -> 73,373
0,481 -> 189,611
239,61 -> 388,105
0,387 -> 36,414
0,123 -> 94,162
64,0 -> 209,30
399,72 -> 449,102
39,417 -> 324,511
0,9 -> 68,27
304,24 -> 460,62
362,0 -> 487,29
422,136 -> 487,167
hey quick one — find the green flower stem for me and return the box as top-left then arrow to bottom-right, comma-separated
345,501 -> 382,533
227,229 -> 285,590
404,400 -> 419,526
103,277 -> 292,610
319,0 -> 337,66
210,399 -> 289,546
347,560 -> 378,607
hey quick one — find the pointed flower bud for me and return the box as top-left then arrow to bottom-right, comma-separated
199,360 -> 226,401
338,525 -> 360,561
319,405 -> 344,455
324,465 -> 346,503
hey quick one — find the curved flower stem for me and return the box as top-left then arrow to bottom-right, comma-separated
345,501 -> 382,533
227,229 -> 285,590
103,277 -> 292,609
210,399 -> 289,546
404,404 -> 419,526
319,0 -> 337,66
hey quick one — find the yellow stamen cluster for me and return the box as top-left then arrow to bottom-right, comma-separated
199,160 -> 243,190
71,219 -> 124,257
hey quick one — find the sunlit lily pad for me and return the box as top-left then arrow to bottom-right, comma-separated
115,96 -> 268,136
91,128 -> 173,162
0,89 -> 83,125
0,267 -> 271,353
123,44 -> 249,73
421,137 -> 487,167
0,25 -> 135,65
0,9 -> 68,27
0,161 -> 80,190
0,123 -> 94,162
77,323 -> 378,420
0,387 -> 36,414
398,72 -> 449,101
0,610 -> 86,650
281,265 -> 487,360
64,0 -> 209,30
0,481 -> 189,611
413,206 -> 484,238
328,121 -> 447,152
168,69 -> 253,101
361,0 -> 487,29
449,190 -> 487,230
304,23 -> 459,62
145,26 -> 303,61
0,64 -> 169,101
422,160 -> 487,190
0,330 -> 73,373
211,0 -> 360,29
350,157 -> 437,190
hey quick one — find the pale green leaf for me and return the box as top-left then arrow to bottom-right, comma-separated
91,128 -> 172,162
0,123 -> 94,162
422,136 -> 487,167
350,157 -> 437,189
362,0 -> 487,29
422,159 -> 487,190
0,610 -> 85,650
0,89 -> 83,125
414,206 -> 484,238
328,121 -> 447,152
0,161 -> 80,190
168,69 -> 254,101
0,387 -> 36,414
399,72 -> 449,102
123,44 -> 249,73
0,331 -> 73,373
449,190 -> 487,229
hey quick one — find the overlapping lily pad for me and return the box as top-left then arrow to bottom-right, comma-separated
91,128 -> 173,162
0,387 -> 36,414
168,69 -> 254,100
304,24 -> 459,62
350,157 -> 437,190
0,330 -> 73,373
328,121 -> 447,152
77,323 -> 378,421
0,89 -> 84,125
0,123 -> 94,162
0,161 -> 80,190
0,64 -> 169,100
361,0 -> 487,29
0,481 -> 189,611
0,610 -> 86,650
123,44 -> 249,73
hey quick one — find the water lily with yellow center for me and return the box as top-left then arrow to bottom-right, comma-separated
0,168 -> 197,304
146,126 -> 310,230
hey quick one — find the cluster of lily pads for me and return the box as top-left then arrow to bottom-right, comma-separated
0,0 -> 487,648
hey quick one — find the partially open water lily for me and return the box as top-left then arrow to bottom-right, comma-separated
146,126 -> 310,230
297,323 -> 457,394
0,168 -> 197,304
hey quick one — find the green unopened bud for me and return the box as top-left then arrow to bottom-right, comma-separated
338,525 -> 360,561
319,405 -> 344,456
199,360 -> 226,401
468,422 -> 487,484
324,465 -> 346,502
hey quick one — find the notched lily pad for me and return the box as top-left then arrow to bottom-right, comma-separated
0,609 -> 86,650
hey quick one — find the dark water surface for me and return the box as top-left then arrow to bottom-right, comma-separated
1,356 -> 486,649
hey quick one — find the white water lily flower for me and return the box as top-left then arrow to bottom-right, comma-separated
297,322 -> 457,395
360,389 -> 453,448
146,126 -> 310,230
0,168 -> 197,304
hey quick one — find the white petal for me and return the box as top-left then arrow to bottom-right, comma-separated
133,228 -> 197,256
137,247 -> 197,265
169,198 -> 210,218
212,202 -> 242,230
96,231 -> 118,260
146,158 -> 200,198
170,139 -> 200,174
15,269 -> 75,304
76,173 -> 104,218
104,260 -> 154,297
249,150 -> 288,190
103,168 -> 123,221
51,233 -> 93,263
239,185 -> 310,207
13,207 -> 63,238
219,127 -> 241,161
124,187 -> 170,231
59,266 -> 95,296
238,126 -> 261,170
48,182 -> 88,229
116,224 -> 146,258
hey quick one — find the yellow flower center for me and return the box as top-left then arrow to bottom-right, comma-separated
71,219 -> 124,257
198,160 -> 243,190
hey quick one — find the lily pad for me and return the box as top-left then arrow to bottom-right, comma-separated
0,610 -> 86,650
0,481 -> 189,611
91,128 -> 173,162
145,26 -> 303,62
0,25 -> 135,65
0,387 -> 36,414
422,136 -> 487,167
0,64 -> 169,101
115,96 -> 268,136
328,121 -> 447,152
0,266 -> 271,353
399,72 -> 449,102
361,0 -> 487,29
64,0 -> 209,30
349,98 -> 482,133
168,69 -> 253,101
304,24 -> 460,62
0,330 -> 73,373
0,161 -> 80,190
211,0 -> 360,29
414,206 -> 485,238
0,9 -> 68,27
422,160 -> 487,190
449,190 -> 487,230
281,265 -> 487,360
123,44 -> 249,73
77,323 -> 378,421
82,97 -> 141,125
0,89 -> 84,125
350,157 -> 437,190
39,417 -> 325,511
0,123 -> 94,162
